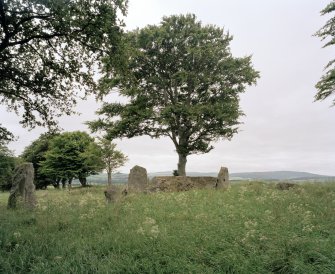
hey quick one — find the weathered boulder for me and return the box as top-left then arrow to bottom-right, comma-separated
7,163 -> 36,209
104,187 -> 118,203
104,186 -> 128,203
149,176 -> 217,192
217,167 -> 229,190
128,165 -> 148,192
276,182 -> 296,190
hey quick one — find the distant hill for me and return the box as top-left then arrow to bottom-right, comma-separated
80,170 -> 335,185
151,171 -> 335,181
229,171 -> 335,181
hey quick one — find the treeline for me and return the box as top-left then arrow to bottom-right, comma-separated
0,131 -> 127,191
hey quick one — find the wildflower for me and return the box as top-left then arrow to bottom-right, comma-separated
79,214 -> 88,219
244,220 -> 258,228
79,199 -> 87,207
259,235 -> 268,241
150,225 -> 160,238
144,217 -> 156,225
13,232 -> 21,238
136,227 -> 145,235
302,224 -> 315,232
195,213 -> 208,220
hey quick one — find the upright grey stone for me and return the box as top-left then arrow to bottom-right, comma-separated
128,165 -> 148,192
104,187 -> 118,203
217,166 -> 229,190
8,163 -> 36,209
104,186 -> 128,203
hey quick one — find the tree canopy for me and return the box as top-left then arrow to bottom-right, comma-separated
0,144 -> 18,190
0,0 -> 127,143
40,131 -> 104,187
315,1 -> 335,105
89,14 -> 259,175
21,132 -> 59,189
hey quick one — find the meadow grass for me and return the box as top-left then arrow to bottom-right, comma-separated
0,182 -> 334,273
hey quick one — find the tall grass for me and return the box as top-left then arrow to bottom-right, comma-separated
0,182 -> 334,273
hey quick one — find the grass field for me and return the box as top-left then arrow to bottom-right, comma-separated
0,182 -> 334,273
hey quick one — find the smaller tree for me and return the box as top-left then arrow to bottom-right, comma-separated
97,138 -> 128,186
315,1 -> 335,105
21,132 -> 59,189
40,131 -> 104,187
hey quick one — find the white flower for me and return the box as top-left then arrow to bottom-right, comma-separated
136,227 -> 145,235
13,232 -> 21,238
150,225 -> 160,238
144,217 -> 156,225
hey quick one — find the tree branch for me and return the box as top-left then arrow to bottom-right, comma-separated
15,14 -> 52,29
8,32 -> 66,47
0,0 -> 9,51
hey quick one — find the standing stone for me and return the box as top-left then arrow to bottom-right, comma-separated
104,186 -> 128,203
217,166 -> 229,190
128,165 -> 148,192
104,187 -> 118,203
7,163 -> 36,209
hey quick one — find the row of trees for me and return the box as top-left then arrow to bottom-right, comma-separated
0,131 -> 127,190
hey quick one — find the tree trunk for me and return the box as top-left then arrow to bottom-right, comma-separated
53,178 -> 61,189
177,154 -> 187,176
79,176 -> 87,187
61,178 -> 67,189
107,171 -> 112,186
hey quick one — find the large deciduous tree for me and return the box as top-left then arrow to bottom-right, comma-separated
40,131 -> 104,187
0,0 -> 127,143
89,14 -> 259,175
315,1 -> 335,105
97,137 -> 127,186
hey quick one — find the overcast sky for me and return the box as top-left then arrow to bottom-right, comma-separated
2,0 -> 335,175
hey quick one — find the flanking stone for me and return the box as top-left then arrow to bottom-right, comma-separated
276,182 -> 296,190
104,186 -> 128,203
128,165 -> 148,192
217,167 -> 229,190
149,176 -> 217,192
104,187 -> 118,203
7,163 -> 36,209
